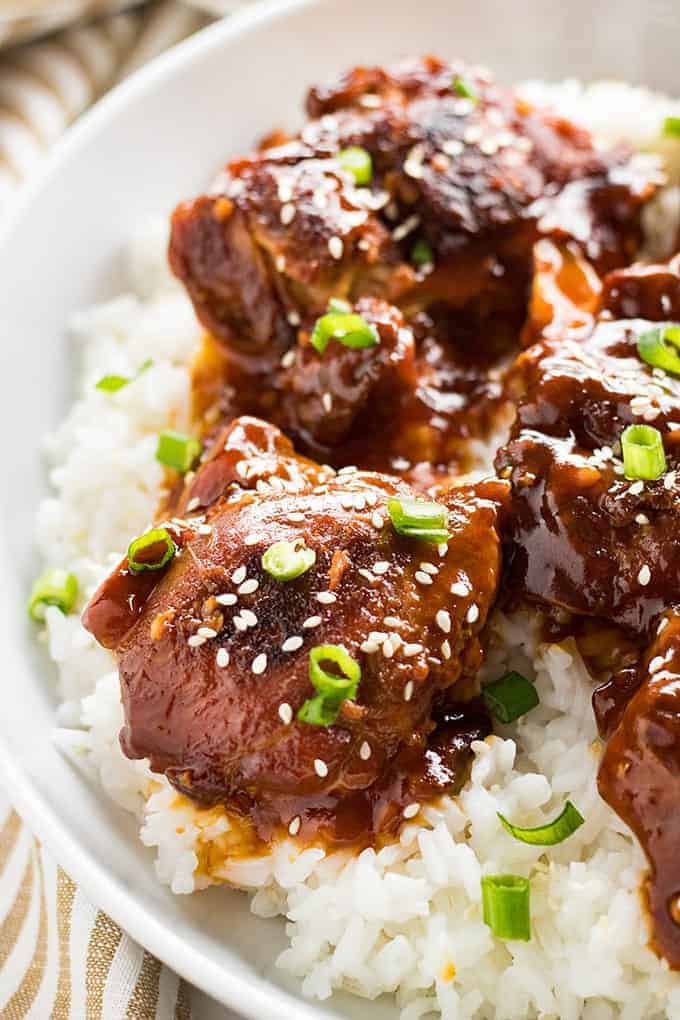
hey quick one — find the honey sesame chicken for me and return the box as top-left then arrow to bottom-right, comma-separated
169,56 -> 658,478
81,55 -> 680,969
83,417 -> 504,848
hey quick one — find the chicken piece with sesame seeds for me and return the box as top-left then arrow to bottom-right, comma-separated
82,416 -> 504,849
496,253 -> 680,634
169,56 -> 658,361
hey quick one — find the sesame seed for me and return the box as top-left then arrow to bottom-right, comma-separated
240,609 -> 258,627
232,566 -> 246,584
280,203 -> 295,225
658,617 -> 670,634
216,593 -> 238,606
638,564 -> 651,586
353,494 -> 366,510
629,480 -> 644,496
287,310 -> 301,327
238,578 -> 259,595
233,615 -> 248,632
466,604 -> 480,623
251,653 -> 267,675
287,511 -> 305,522
197,524 -> 212,536
358,568 -> 376,582
391,214 -> 420,242
373,561 -> 390,575
278,181 -> 293,203
649,656 -> 665,674
244,533 -> 262,546
403,681 -> 414,702
361,640 -> 379,653
436,610 -> 451,634
315,591 -> 337,605
328,236 -> 344,259
275,254 -> 286,272
441,639 -> 452,660
369,631 -> 387,642
371,511 -> 384,529
382,638 -> 395,658
384,616 -> 401,627
314,758 -> 328,778
340,494 -> 355,510
359,741 -> 371,760
322,392 -> 333,413
288,815 -> 301,836
216,648 -> 229,668
415,571 -> 433,586
338,465 -> 357,475
280,349 -> 295,368
403,802 -> 420,819
403,643 -> 423,657
187,497 -> 201,512
438,543 -> 448,557
188,634 -> 206,648
282,635 -> 303,653
278,702 -> 293,725
359,93 -> 381,108
303,615 -> 322,629
197,626 -> 217,639
635,513 -> 649,525
664,471 -> 677,490
419,562 -> 438,575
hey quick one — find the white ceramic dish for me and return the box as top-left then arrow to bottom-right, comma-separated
1,1 -> 679,1016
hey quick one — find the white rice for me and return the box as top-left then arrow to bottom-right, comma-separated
37,83 -> 680,1018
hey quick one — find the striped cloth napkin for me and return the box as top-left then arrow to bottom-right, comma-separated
0,4 -> 246,1018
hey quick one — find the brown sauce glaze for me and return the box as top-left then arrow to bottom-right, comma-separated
597,611 -> 680,969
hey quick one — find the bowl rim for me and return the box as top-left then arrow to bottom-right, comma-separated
0,2 -> 340,1017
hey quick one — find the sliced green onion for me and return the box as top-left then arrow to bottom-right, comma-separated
637,325 -> 680,375
156,430 -> 202,474
311,312 -> 378,354
262,540 -> 316,581
483,671 -> 539,723
298,644 -> 361,727
663,116 -> 680,139
621,424 -> 667,481
410,238 -> 434,268
297,694 -> 337,726
481,875 -> 531,941
498,801 -> 584,846
96,358 -> 153,393
452,76 -> 478,102
338,146 -> 373,185
328,297 -> 352,314
127,528 -> 176,573
28,568 -> 78,622
309,644 -> 361,699
387,497 -> 449,544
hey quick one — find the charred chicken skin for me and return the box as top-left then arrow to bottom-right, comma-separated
83,417 -> 503,847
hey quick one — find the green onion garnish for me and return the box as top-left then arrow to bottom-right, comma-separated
637,324 -> 680,375
452,76 -> 477,102
621,424 -> 667,481
297,644 -> 361,727
311,311 -> 378,355
262,540 -> 316,581
482,671 -> 539,723
498,801 -> 584,846
481,875 -> 531,942
663,116 -> 680,138
387,497 -> 449,544
410,239 -> 434,268
96,358 -> 153,393
156,430 -> 202,474
338,146 -> 373,186
28,568 -> 78,622
127,528 -> 176,573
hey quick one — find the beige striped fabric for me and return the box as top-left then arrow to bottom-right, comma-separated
0,4 -> 239,1017
0,797 -> 194,1018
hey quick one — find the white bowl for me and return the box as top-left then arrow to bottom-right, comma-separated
1,1 -> 678,1017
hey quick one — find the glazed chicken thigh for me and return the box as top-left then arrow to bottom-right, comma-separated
84,417 -> 503,846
